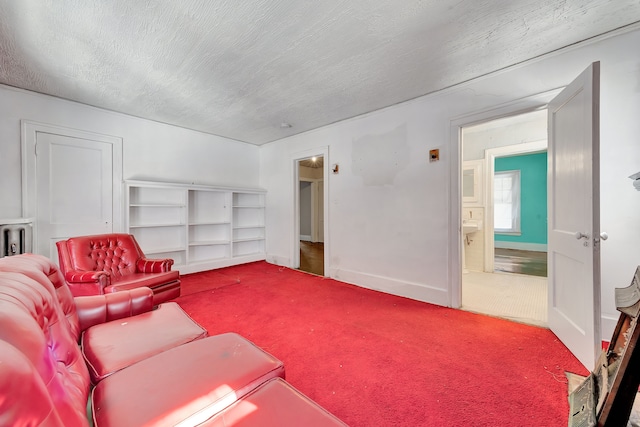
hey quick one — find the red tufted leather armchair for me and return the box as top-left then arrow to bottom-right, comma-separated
56,233 -> 180,305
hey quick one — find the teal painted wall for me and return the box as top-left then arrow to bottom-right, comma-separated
494,152 -> 547,244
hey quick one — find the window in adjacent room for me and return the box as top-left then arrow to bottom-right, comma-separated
494,170 -> 521,234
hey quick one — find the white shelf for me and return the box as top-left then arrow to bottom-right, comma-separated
130,203 -> 186,207
189,240 -> 230,246
130,223 -> 184,228
145,246 -> 187,255
126,181 -> 265,274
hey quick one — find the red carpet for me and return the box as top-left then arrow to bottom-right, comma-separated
174,261 -> 587,426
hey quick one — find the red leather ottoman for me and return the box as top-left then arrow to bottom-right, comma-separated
92,332 -> 285,427
203,378 -> 348,426
82,302 -> 207,383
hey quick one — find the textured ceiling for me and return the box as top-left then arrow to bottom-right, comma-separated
1,1 -> 639,145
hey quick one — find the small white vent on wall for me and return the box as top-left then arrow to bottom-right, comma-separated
0,219 -> 33,258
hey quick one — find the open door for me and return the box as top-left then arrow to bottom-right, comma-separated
547,62 -> 601,369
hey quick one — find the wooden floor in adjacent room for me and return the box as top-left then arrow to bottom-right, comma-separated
299,241 -> 324,276
494,248 -> 547,277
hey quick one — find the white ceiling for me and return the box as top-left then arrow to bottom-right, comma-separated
1,1 -> 639,145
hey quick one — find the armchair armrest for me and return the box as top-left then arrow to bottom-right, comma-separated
137,257 -> 174,273
74,287 -> 154,331
63,269 -> 110,296
64,269 -> 110,285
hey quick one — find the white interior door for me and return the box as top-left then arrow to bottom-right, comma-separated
35,132 -> 114,261
547,62 -> 601,369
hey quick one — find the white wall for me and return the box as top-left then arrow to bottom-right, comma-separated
0,85 -> 260,221
260,27 -> 640,337
462,110 -> 547,162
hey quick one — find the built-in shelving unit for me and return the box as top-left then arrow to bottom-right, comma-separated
232,192 -> 266,258
125,180 -> 265,274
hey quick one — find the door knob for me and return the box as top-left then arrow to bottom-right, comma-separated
600,232 -> 608,241
575,232 -> 590,240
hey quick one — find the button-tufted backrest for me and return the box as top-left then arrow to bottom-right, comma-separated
62,234 -> 144,278
0,255 -> 91,427
0,253 -> 84,340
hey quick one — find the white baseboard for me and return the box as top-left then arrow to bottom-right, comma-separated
300,235 -> 312,242
176,253 -> 266,275
264,257 -> 619,347
494,241 -> 547,252
327,267 -> 449,307
265,256 -> 448,306
266,254 -> 290,267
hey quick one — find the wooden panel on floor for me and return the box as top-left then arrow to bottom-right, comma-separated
494,248 -> 547,277
299,241 -> 324,276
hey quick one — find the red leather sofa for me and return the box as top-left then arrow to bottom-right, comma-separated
0,254 -> 347,426
56,233 -> 181,305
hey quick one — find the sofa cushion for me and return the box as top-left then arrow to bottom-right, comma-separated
0,271 -> 90,426
92,333 -> 285,427
0,340 -> 69,427
202,377 -> 348,426
82,302 -> 207,383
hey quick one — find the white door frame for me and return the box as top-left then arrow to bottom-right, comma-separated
483,140 -> 548,273
291,147 -> 329,273
21,121 -> 123,251
449,90 -> 561,308
313,179 -> 324,243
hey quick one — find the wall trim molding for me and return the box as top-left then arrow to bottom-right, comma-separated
266,255 -> 290,267
328,267 -> 449,307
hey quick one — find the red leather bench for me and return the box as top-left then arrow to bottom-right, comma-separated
92,333 -> 285,426
202,378 -> 349,426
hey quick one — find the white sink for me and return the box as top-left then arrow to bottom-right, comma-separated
462,219 -> 482,235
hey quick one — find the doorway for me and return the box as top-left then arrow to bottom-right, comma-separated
460,110 -> 549,326
297,156 -> 325,275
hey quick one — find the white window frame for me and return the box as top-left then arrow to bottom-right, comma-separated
494,170 -> 521,234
